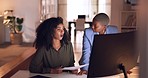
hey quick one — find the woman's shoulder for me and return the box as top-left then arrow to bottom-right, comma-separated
84,27 -> 94,35
36,46 -> 47,52
106,25 -> 119,33
63,41 -> 73,48
84,27 -> 93,33
84,27 -> 92,31
107,25 -> 118,29
66,41 -> 72,45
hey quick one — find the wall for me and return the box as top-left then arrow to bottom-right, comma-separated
58,0 -> 68,28
110,0 -> 123,32
91,0 -> 98,17
138,0 -> 148,77
0,0 -> 124,42
0,16 -> 5,44
0,0 -> 40,43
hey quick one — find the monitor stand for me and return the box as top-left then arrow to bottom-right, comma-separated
118,63 -> 128,78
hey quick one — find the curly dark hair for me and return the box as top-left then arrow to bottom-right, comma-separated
33,17 -> 70,50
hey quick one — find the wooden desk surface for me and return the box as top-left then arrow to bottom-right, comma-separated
0,48 -> 36,78
11,70 -> 122,78
11,66 -> 139,78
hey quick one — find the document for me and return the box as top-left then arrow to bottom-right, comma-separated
62,64 -> 89,70
30,75 -> 51,78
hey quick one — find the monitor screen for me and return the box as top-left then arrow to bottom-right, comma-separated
87,31 -> 139,78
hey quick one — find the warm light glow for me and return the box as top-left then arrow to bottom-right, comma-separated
67,0 -> 111,21
98,0 -> 111,18
99,0 -> 106,13
3,10 -> 13,15
67,0 -> 91,21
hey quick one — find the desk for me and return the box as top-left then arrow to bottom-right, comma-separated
11,66 -> 139,78
0,48 -> 36,78
11,70 -> 87,78
68,21 -> 92,36
11,70 -> 124,78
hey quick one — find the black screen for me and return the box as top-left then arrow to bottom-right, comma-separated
87,31 -> 139,78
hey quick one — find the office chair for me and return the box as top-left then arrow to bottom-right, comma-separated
74,18 -> 85,37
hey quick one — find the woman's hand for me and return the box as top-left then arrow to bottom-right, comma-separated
71,69 -> 78,74
78,70 -> 87,75
50,67 -> 63,74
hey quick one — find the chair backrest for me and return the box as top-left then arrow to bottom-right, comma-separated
75,18 -> 85,31
78,15 -> 86,19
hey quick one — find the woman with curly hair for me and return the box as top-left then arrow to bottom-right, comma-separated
29,17 -> 77,74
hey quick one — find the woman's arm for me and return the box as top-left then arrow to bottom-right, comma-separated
29,47 -> 51,74
79,29 -> 92,71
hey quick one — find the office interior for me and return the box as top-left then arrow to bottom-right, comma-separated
0,0 -> 148,78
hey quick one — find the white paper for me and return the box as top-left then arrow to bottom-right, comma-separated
62,64 -> 89,70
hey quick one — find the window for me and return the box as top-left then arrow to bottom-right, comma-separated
67,0 -> 111,21
98,0 -> 111,17
40,0 -> 57,22
67,0 -> 91,21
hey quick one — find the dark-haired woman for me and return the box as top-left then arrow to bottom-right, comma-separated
29,17 -> 77,74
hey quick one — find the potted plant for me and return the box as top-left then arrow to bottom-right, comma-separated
16,17 -> 24,33
3,16 -> 24,44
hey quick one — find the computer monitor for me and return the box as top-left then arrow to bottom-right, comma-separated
87,31 -> 139,78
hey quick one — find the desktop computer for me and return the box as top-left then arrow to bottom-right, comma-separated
87,31 -> 139,78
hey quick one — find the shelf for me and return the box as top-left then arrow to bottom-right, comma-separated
120,11 -> 137,32
121,26 -> 136,28
121,28 -> 136,32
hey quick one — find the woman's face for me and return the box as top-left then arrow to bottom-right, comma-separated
92,21 -> 106,33
53,24 -> 65,40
